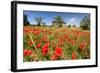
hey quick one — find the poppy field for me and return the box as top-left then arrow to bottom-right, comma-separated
23,26 -> 90,62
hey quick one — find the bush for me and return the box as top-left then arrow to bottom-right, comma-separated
73,25 -> 76,27
68,25 -> 71,27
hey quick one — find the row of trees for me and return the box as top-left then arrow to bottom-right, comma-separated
24,15 -> 90,30
24,15 -> 65,27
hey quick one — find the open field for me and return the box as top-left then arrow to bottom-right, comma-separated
23,26 -> 90,62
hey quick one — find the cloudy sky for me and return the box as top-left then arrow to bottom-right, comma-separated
23,10 -> 90,26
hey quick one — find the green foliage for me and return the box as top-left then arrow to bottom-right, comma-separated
68,25 -> 71,27
80,16 -> 90,30
35,17 -> 43,26
73,25 -> 76,27
24,15 -> 30,26
52,16 -> 65,27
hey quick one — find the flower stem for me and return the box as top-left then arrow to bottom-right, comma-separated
29,34 -> 37,50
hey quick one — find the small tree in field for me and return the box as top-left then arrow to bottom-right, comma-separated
52,16 -> 65,27
35,17 -> 43,26
68,25 -> 71,27
73,25 -> 76,27
80,16 -> 90,30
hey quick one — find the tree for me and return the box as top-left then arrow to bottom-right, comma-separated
80,16 -> 90,30
73,25 -> 76,27
68,25 -> 71,27
53,16 -> 65,27
24,15 -> 30,26
35,17 -> 43,26
42,22 -> 46,26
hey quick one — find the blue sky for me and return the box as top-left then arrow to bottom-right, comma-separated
23,10 -> 90,26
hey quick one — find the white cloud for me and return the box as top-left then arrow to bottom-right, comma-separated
69,18 -> 77,22
67,17 -> 79,27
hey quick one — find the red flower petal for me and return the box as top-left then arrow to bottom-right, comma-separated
24,49 -> 28,56
36,43 -> 41,48
42,43 -> 49,56
24,49 -> 32,56
72,52 -> 76,60
55,47 -> 62,57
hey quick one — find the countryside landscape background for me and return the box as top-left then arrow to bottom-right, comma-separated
23,11 -> 90,62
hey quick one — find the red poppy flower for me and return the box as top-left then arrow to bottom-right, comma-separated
41,35 -> 49,43
24,29 -> 30,33
24,49 -> 28,56
35,31 -> 40,35
51,54 -> 57,60
36,43 -> 41,48
71,40 -> 76,45
48,31 -> 52,35
55,47 -> 62,57
79,43 -> 85,50
42,43 -> 49,56
72,52 -> 76,60
76,31 -> 80,37
32,31 -> 35,34
43,43 -> 49,48
28,50 -> 33,55
42,47 -> 48,56
24,49 -> 32,56
67,38 -> 71,43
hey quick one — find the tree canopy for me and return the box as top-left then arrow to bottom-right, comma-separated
80,16 -> 90,30
35,17 -> 43,26
24,15 -> 30,26
52,16 -> 65,27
